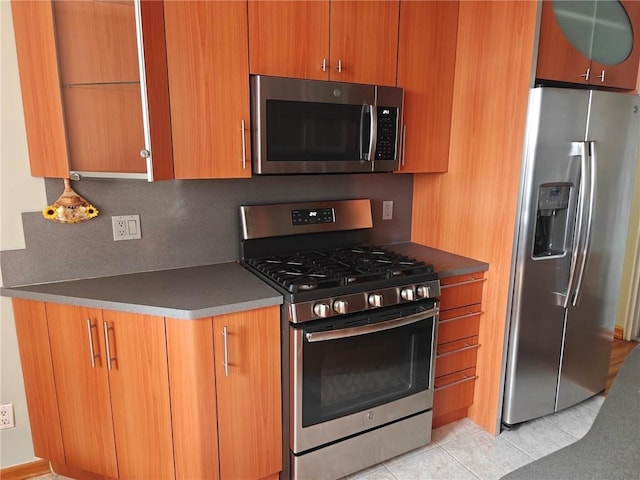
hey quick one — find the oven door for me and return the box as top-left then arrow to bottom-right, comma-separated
290,300 -> 438,454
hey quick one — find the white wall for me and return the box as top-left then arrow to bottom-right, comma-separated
1,1 -> 48,468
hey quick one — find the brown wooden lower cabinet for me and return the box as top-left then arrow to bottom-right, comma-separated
12,298 -> 282,480
432,273 -> 485,427
167,308 -> 282,480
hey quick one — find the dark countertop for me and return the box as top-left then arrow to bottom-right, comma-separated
387,242 -> 489,279
1,262 -> 283,320
1,243 -> 487,319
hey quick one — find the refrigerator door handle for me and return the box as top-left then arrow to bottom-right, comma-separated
571,140 -> 596,306
562,141 -> 588,308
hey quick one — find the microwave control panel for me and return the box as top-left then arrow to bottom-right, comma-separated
375,107 -> 398,160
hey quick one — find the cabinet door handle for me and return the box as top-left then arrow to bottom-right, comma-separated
595,69 -> 605,82
86,319 -> 98,368
321,58 -> 327,72
222,326 -> 230,377
336,59 -> 342,73
103,322 -> 115,371
579,68 -> 590,81
241,120 -> 247,169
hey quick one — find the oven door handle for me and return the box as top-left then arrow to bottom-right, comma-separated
304,306 -> 439,343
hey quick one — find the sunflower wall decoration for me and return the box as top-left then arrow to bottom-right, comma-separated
42,179 -> 99,224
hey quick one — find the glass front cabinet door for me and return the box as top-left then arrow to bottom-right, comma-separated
536,0 -> 640,90
12,0 -> 173,180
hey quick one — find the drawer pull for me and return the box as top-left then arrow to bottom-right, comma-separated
440,277 -> 485,289
439,311 -> 483,324
436,342 -> 480,358
435,374 -> 478,391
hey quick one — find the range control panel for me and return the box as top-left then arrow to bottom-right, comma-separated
292,208 -> 335,226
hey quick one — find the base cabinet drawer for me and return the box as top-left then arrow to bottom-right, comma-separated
434,336 -> 479,378
432,272 -> 485,428
433,368 -> 477,417
439,274 -> 484,310
438,305 -> 481,345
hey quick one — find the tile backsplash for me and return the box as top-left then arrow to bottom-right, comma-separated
1,173 -> 413,286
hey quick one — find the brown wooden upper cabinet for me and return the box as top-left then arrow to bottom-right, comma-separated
11,0 -> 173,180
248,0 -> 399,86
164,1 -> 252,179
536,0 -> 640,90
396,1 -> 459,173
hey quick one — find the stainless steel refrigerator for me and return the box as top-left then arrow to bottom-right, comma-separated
502,87 -> 640,426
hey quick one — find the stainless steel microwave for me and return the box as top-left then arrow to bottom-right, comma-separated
250,75 -> 403,175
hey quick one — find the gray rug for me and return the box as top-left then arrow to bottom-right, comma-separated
501,345 -> 640,480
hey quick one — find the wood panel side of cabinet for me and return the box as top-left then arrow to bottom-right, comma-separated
164,1 -> 251,179
412,0 -> 537,433
166,318 -> 220,480
11,299 -> 65,464
102,310 -> 175,480
329,1 -> 399,86
213,306 -> 282,480
536,0 -> 591,85
396,0 -> 458,173
45,303 -> 118,479
10,1 -> 68,178
248,0 -> 329,80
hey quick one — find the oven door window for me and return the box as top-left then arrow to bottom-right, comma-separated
302,317 -> 433,427
266,100 -> 371,162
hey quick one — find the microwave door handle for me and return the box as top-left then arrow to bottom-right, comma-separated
368,105 -> 377,162
360,105 -> 376,161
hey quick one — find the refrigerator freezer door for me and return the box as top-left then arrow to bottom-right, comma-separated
503,88 -> 590,426
556,92 -> 640,410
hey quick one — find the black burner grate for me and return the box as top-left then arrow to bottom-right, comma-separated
246,245 -> 434,293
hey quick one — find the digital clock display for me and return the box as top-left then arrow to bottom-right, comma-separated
291,208 -> 335,225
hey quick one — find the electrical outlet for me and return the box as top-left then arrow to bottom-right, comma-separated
382,201 -> 393,220
0,404 -> 15,430
112,215 -> 141,241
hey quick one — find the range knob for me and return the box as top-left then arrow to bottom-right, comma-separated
416,285 -> 431,299
313,302 -> 331,318
368,293 -> 384,308
401,287 -> 416,301
333,299 -> 349,315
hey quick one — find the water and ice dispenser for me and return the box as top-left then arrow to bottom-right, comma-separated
533,184 -> 571,257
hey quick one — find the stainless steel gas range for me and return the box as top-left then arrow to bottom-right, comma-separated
240,199 -> 440,480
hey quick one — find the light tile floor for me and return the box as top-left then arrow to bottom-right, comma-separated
344,394 -> 605,480
33,395 -> 604,480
